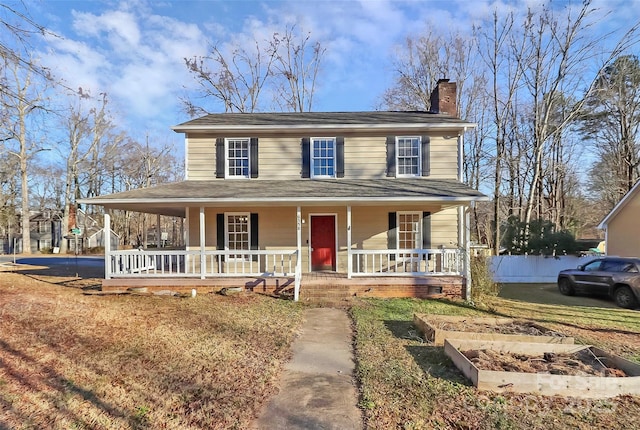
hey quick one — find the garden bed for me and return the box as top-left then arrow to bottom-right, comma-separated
413,314 -> 573,345
444,338 -> 640,398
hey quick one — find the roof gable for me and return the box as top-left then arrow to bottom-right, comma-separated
598,179 -> 640,229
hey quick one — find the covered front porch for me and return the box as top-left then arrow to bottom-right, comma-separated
82,178 -> 488,301
101,204 -> 470,301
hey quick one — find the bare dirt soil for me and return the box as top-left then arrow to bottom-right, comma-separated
434,320 -> 566,337
463,348 -> 629,377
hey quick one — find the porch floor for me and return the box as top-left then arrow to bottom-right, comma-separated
100,272 -> 465,301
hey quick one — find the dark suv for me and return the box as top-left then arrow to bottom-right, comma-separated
557,257 -> 640,309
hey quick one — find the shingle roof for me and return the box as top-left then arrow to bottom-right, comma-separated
80,178 -> 488,217
173,111 -> 475,131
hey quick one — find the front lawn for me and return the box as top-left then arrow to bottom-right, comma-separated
351,297 -> 640,430
0,272 -> 304,430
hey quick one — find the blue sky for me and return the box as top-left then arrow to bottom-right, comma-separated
17,0 -> 640,148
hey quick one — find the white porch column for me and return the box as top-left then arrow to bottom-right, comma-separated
295,206 -> 302,302
347,205 -> 352,279
200,207 -> 206,279
104,212 -> 111,279
465,205 -> 472,301
156,214 -> 162,248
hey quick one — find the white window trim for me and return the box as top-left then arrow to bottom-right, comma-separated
396,136 -> 421,178
225,137 -> 251,179
396,211 -> 423,252
224,212 -> 251,260
310,137 -> 336,179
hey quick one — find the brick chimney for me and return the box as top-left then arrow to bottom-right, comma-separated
429,79 -> 457,116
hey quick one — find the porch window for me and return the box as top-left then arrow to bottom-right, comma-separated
226,138 -> 250,178
225,213 -> 250,258
397,212 -> 422,250
396,136 -> 421,177
311,137 -> 335,178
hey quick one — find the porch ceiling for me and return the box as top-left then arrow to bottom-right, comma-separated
79,178 -> 489,217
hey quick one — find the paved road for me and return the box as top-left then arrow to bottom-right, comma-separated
0,255 -> 104,267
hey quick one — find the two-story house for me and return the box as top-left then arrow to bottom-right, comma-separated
81,80 -> 488,300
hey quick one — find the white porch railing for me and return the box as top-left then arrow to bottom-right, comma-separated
349,248 -> 465,276
108,249 -> 299,278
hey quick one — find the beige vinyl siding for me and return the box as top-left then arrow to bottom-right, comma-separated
186,136 -> 216,180
344,136 -> 387,179
259,137 -> 303,179
428,135 -> 459,179
430,207 -> 459,247
606,194 -> 640,257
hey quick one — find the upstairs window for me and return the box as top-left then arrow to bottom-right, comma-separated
396,136 -> 421,177
216,137 -> 258,179
386,135 -> 430,177
311,137 -> 335,178
226,138 -> 250,178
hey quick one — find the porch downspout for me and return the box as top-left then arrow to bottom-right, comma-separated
295,206 -> 301,301
457,128 -> 466,249
104,212 -> 111,280
199,207 -> 205,279
347,205 -> 352,279
465,204 -> 472,302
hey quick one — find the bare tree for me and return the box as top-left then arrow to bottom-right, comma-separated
184,39 -> 277,114
184,25 -> 325,114
269,25 -> 325,112
512,2 -> 640,233
0,56 -> 51,254
581,54 -> 640,206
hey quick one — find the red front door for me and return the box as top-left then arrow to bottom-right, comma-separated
311,215 -> 336,271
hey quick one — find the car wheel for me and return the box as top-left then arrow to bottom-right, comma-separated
613,286 -> 638,309
558,278 -> 575,296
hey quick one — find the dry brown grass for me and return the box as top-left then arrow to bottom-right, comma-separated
0,272 -> 304,430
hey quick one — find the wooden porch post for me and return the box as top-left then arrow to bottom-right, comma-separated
104,212 -> 111,280
295,206 -> 301,301
347,205 -> 352,279
156,214 -> 161,248
200,207 -> 206,279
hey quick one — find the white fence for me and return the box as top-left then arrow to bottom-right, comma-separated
490,255 -> 599,283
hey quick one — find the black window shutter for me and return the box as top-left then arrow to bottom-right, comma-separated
216,138 -> 225,178
217,213 -> 225,262
388,212 -> 397,261
422,211 -> 432,249
421,135 -> 430,177
250,137 -> 258,178
301,137 -> 310,178
336,137 -> 345,178
250,213 -> 259,262
386,136 -> 396,177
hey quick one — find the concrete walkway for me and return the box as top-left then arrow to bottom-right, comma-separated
252,307 -> 363,430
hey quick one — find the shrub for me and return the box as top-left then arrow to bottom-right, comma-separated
470,255 -> 499,302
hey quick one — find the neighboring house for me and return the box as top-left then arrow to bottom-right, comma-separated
80,80 -> 488,300
598,180 -> 640,257
27,211 -> 63,253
